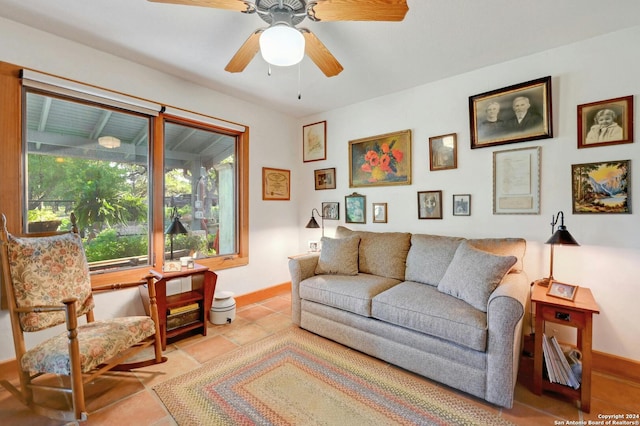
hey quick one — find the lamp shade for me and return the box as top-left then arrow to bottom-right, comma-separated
165,217 -> 188,235
305,216 -> 320,229
545,226 -> 579,246
259,24 -> 305,67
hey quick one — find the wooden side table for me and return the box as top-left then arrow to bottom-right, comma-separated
532,283 -> 599,413
146,264 -> 217,350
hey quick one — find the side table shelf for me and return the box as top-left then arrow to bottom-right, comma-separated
141,264 -> 217,350
532,283 -> 599,413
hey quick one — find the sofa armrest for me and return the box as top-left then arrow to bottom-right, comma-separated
485,271 -> 530,408
288,254 -> 320,325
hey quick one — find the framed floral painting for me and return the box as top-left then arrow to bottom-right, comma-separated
349,129 -> 411,188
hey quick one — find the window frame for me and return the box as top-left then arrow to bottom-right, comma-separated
0,62 -> 249,293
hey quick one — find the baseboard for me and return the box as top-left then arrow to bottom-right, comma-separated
235,281 -> 291,308
0,358 -> 17,381
593,350 -> 640,383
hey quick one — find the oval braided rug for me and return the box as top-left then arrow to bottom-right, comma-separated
153,327 -> 515,426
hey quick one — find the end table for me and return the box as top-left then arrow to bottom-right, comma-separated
532,283 -> 599,413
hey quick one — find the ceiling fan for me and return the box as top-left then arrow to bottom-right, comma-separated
148,0 -> 409,77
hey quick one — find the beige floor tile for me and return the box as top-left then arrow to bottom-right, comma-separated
221,322 -> 271,345
236,304 -> 277,321
181,334 -> 240,364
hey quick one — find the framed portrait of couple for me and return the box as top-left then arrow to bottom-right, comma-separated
469,76 -> 553,149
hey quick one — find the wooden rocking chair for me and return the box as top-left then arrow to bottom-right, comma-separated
0,213 -> 167,422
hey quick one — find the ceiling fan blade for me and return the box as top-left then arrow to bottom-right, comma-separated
147,0 -> 250,12
225,30 -> 262,73
308,0 -> 409,21
302,30 -> 343,77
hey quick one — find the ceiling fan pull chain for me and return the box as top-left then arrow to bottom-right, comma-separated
268,63 -> 272,76
297,63 -> 302,100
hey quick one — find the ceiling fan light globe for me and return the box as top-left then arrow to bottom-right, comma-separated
259,25 -> 305,67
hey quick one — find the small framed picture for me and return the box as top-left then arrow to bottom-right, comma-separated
163,260 -> 182,273
417,190 -> 442,219
314,167 -> 336,190
577,95 -> 633,149
262,167 -> 290,201
452,194 -> 471,216
345,192 -> 366,224
308,241 -> 320,253
322,202 -> 339,220
303,121 -> 326,162
547,281 -> 578,301
429,133 -> 457,171
372,203 -> 387,223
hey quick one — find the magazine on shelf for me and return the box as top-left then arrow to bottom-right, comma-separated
541,334 -> 580,389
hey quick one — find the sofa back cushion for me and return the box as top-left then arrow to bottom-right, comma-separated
335,226 -> 411,280
405,234 -> 464,286
314,235 -> 361,276
467,238 -> 526,272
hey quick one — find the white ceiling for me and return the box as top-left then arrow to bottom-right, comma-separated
2,0 -> 640,118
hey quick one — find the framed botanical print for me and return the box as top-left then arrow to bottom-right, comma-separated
303,121 -> 326,162
349,129 -> 411,187
262,167 -> 290,201
345,192 -> 366,224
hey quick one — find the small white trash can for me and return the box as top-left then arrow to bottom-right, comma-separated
210,291 -> 236,325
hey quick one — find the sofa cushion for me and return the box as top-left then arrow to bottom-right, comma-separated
437,241 -> 516,312
467,238 -> 526,273
299,274 -> 401,317
372,281 -> 488,352
315,236 -> 360,276
335,226 -> 411,280
405,234 -> 464,286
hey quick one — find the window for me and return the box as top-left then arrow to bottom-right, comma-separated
163,119 -> 238,261
6,65 -> 250,281
24,90 -> 152,271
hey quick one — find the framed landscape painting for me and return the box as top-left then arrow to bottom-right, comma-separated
572,160 -> 630,214
349,129 -> 411,188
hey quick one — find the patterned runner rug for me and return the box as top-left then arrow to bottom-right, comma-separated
154,328 -> 514,426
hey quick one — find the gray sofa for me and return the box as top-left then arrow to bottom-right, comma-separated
288,226 -> 529,408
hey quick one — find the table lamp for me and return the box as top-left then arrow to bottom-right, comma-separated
165,206 -> 188,260
537,211 -> 579,286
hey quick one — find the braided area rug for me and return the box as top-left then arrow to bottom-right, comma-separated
154,328 -> 514,426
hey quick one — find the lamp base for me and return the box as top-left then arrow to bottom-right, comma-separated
534,277 -> 552,287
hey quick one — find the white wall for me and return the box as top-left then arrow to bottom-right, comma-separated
296,26 -> 640,362
0,17 -> 299,361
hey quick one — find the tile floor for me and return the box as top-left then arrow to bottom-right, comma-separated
1,290 -> 638,425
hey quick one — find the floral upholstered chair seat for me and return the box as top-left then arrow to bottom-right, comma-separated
22,316 -> 156,375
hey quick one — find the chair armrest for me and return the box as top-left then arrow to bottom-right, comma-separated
485,271 -> 530,408
14,303 -> 72,313
288,254 -> 319,325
